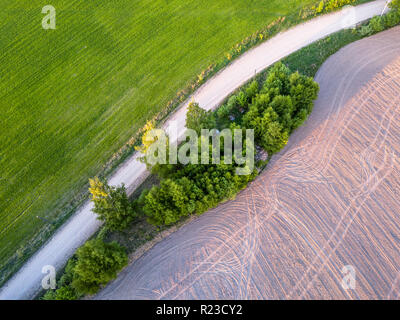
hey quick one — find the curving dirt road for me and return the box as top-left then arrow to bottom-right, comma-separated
96,26 -> 400,300
0,0 -> 390,300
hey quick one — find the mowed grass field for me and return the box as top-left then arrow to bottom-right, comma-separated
0,0 -> 317,275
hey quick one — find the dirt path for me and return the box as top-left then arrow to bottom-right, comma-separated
0,0 -> 390,300
96,26 -> 400,300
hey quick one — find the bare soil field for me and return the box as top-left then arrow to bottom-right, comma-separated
96,26 -> 400,300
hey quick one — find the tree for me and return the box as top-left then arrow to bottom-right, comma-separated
263,62 -> 291,95
261,120 -> 289,155
88,176 -> 108,201
135,120 -> 157,155
52,286 -> 78,300
316,1 -> 325,14
71,239 -> 128,295
245,80 -> 259,105
384,9 -> 400,28
252,93 -> 271,113
186,102 -> 216,135
41,258 -> 81,300
89,177 -> 137,231
243,104 -> 288,155
390,0 -> 400,11
143,178 -> 195,226
289,72 -> 319,131
242,104 -> 263,138
269,95 -> 294,129
242,63 -> 318,153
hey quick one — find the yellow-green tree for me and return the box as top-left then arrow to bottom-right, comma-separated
89,177 -> 108,201
89,177 -> 137,231
135,120 -> 157,155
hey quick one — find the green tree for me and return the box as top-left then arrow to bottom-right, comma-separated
261,121 -> 289,155
369,16 -> 385,33
269,95 -> 294,129
89,177 -> 137,231
186,102 -> 216,135
143,178 -> 195,226
243,104 -> 288,155
263,62 -> 291,95
390,0 -> 400,11
384,9 -> 400,28
245,80 -> 259,105
71,239 -> 128,295
41,290 -> 57,300
289,72 -> 319,131
53,286 -> 78,300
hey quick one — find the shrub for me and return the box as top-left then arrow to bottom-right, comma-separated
41,258 -> 82,300
323,0 -> 356,13
359,2 -> 400,37
242,62 -> 319,155
359,25 -> 373,37
55,286 -> 79,300
384,9 -> 400,28
42,284 -> 80,300
58,258 -> 77,287
42,290 -> 57,300
369,16 -> 385,33
390,0 -> 400,11
71,239 -> 128,295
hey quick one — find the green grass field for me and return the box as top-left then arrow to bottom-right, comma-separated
0,0 -> 322,277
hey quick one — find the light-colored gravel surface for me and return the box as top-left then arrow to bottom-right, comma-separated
96,26 -> 400,300
0,0 -> 390,300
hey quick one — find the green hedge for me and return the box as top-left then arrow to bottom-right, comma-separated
359,2 -> 400,36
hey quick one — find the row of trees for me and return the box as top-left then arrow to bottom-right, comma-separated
43,62 -> 320,299
242,63 -> 319,155
143,162 -> 255,226
85,63 -> 319,232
